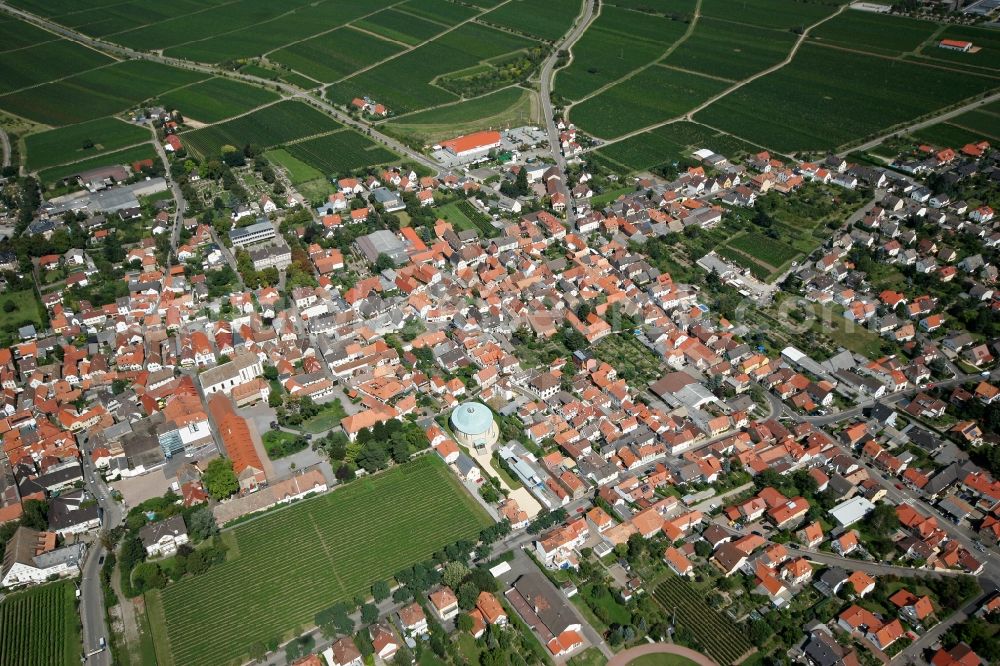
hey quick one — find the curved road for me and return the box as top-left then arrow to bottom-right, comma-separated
0,1 -> 441,176
606,642 -> 719,666
539,0 -> 596,172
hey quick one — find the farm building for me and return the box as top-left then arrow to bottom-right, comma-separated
939,39 -> 973,52
440,130 -> 502,158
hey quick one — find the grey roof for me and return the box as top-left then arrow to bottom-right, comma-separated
510,571 -> 577,635
138,514 -> 187,548
355,230 -> 407,265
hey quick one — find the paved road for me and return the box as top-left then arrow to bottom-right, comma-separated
606,642 -> 719,666
79,453 -> 125,665
850,90 -> 1000,155
893,584 -> 997,664
151,135 -> 188,264
784,544 -> 965,579
0,2 -> 441,177
539,0 -> 596,175
0,127 -> 10,169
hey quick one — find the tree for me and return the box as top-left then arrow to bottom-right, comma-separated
2,300 -> 14,313
863,502 -> 899,538
694,540 -> 711,557
457,581 -> 479,610
361,603 -> 379,624
203,458 -> 239,500
186,506 -> 218,542
20,500 -> 48,530
186,549 -> 209,575
442,561 -> 471,591
268,388 -> 282,408
375,253 -> 395,272
372,579 -> 391,602
133,562 -> 166,592
356,441 -> 388,473
456,612 -> 474,633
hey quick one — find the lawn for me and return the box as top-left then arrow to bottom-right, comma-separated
593,333 -> 662,387
151,455 -> 492,666
384,87 -> 538,145
24,116 -> 149,170
262,430 -> 307,459
157,77 -> 279,124
807,304 -> 885,358
627,655 -> 699,666
298,400 -> 348,435
264,148 -> 324,185
725,232 -> 799,271
695,43 -> 1000,153
0,289 -> 44,342
0,580 -> 79,666
436,201 -> 495,236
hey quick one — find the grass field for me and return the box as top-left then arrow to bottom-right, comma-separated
37,144 -> 156,185
0,580 -> 79,666
150,455 -> 491,666
695,43 -> 999,153
385,87 -> 538,144
157,77 -> 279,124
265,148 -> 324,185
0,59 -> 208,126
0,289 -> 44,336
24,116 -> 149,170
297,400 -> 347,434
555,6 -> 688,101
807,304 -> 884,357
283,130 -> 399,176
570,64 -> 728,138
182,101 -> 339,159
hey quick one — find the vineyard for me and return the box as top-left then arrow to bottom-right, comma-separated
652,577 -> 753,666
283,130 -> 399,176
0,580 -> 80,666
152,455 -> 492,666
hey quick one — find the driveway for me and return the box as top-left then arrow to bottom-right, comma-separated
606,643 -> 719,666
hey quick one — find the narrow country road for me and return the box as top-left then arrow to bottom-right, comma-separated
0,1 -> 442,176
848,89 -> 1000,154
151,133 -> 188,266
539,0 -> 597,180
582,3 -> 848,150
0,127 -> 10,169
606,642 -> 719,666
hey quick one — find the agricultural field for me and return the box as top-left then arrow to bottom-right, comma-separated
23,116 -> 149,171
354,8 -> 449,46
0,59 -> 208,126
0,580 -> 80,666
399,0 -> 479,25
483,0 -> 582,41
37,144 -> 156,186
606,0 -> 697,12
384,88 -> 538,145
0,28 -> 113,96
555,6 -> 688,101
810,10 -> 939,57
328,21 -> 538,114
0,16 -> 58,51
269,27 -> 403,84
149,456 -> 492,666
719,232 -> 799,281
918,25 -> 1000,72
570,64 -> 728,138
283,130 -> 399,176
652,577 -> 754,666
662,18 -> 796,81
694,43 -> 1000,153
181,101 -> 339,159
946,107 -> 1000,141
910,122 -> 993,150
700,0 -> 840,30
591,120 -> 748,173
594,333 -> 664,387
157,78 -> 279,124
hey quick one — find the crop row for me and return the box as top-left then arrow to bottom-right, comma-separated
653,578 -> 751,665
284,130 -> 398,175
0,581 -> 77,666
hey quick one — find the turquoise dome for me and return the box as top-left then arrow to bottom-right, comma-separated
451,402 -> 494,436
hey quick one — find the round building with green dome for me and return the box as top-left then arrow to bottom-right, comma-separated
450,401 -> 499,451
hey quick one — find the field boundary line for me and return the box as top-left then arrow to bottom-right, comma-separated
0,58 -> 124,98
583,2 -> 847,147
375,84 -> 526,124
342,24 -> 413,49
564,0 -> 703,111
307,512 -> 348,595
810,41 -> 1000,80
657,62 -> 735,83
263,1 -> 411,58
29,138 -> 154,174
327,0 -> 517,85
